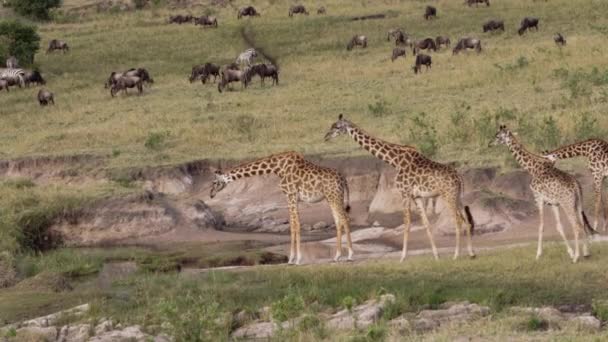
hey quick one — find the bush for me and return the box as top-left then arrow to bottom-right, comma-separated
10,0 -> 62,20
0,20 -> 40,65
144,131 -> 170,150
408,112 -> 438,157
271,291 -> 305,323
592,300 -> 608,322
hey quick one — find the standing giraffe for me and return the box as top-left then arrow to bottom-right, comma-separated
209,151 -> 353,265
490,125 -> 597,262
544,139 -> 608,232
324,114 -> 475,261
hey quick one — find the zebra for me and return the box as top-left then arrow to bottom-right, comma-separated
0,68 -> 26,88
235,48 -> 258,66
5,56 -> 19,69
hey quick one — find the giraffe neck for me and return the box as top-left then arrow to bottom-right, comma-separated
547,139 -> 601,160
225,153 -> 296,181
506,137 -> 551,175
346,124 -> 410,168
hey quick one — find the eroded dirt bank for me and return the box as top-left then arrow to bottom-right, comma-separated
0,154 -> 601,257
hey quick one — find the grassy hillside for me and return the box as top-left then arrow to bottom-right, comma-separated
1,0 -> 608,169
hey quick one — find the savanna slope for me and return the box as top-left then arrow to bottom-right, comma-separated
1,0 -> 608,169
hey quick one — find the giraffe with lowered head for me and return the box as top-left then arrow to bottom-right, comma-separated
324,114 -> 475,261
544,138 -> 608,232
490,125 -> 597,262
209,151 -> 353,265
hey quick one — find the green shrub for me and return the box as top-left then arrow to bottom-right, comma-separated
144,131 -> 169,150
0,20 -> 40,65
592,300 -> 608,322
368,100 -> 390,117
408,112 -> 438,157
271,291 -> 305,323
10,0 -> 62,20
575,112 -> 603,140
523,316 -> 549,331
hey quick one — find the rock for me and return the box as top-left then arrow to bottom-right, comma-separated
417,301 -> 490,325
95,319 -> 114,335
231,321 -> 277,339
372,221 -> 381,227
571,315 -> 601,331
537,307 -> 564,323
388,317 -> 411,334
14,326 -> 57,341
302,224 -> 313,231
88,325 -> 148,341
327,294 -> 396,330
15,271 -> 73,293
312,221 -> 329,230
190,200 -> 225,229
412,317 -> 440,332
57,324 -> 91,342
20,304 -> 89,328
233,310 -> 252,328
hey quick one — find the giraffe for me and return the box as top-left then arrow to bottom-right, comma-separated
324,114 -> 475,261
209,151 -> 353,265
544,139 -> 608,232
490,125 -> 597,262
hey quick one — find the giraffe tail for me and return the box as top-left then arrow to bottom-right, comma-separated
464,206 -> 475,236
581,211 -> 598,235
342,174 -> 351,213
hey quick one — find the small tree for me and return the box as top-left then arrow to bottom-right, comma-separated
0,20 -> 40,65
10,0 -> 62,20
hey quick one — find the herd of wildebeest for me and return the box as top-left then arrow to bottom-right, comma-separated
0,2 -> 569,105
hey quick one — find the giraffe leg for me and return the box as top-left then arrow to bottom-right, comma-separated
400,197 -> 412,262
446,201 -> 463,260
287,202 -> 297,265
464,207 -> 475,258
342,207 -> 354,261
535,197 -> 544,260
563,207 -> 581,263
287,194 -> 303,265
329,203 -> 343,262
416,198 -> 439,260
551,205 -> 574,259
592,174 -> 602,232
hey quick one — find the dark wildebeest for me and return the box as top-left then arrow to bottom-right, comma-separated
47,39 -> 69,53
217,67 -> 252,93
237,6 -> 260,19
190,63 -> 221,83
24,70 -> 46,87
483,20 -> 504,33
518,17 -> 539,35
250,63 -> 279,86
435,36 -> 451,49
391,48 -> 406,62
453,37 -> 482,55
110,76 -> 143,97
194,15 -> 218,27
289,5 -> 309,17
424,6 -> 437,20
317,6 -> 326,14
6,56 -> 18,68
38,89 -> 54,105
466,0 -> 490,7
0,79 -> 9,92
395,32 -> 414,47
554,32 -> 566,46
413,54 -> 432,74
413,38 -> 437,55
387,28 -> 404,42
169,14 -> 193,24
124,68 -> 154,87
347,35 -> 367,50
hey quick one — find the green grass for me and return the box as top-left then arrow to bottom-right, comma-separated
1,0 -> 608,169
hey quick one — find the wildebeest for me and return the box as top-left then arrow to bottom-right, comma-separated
194,15 -> 218,27
424,6 -> 437,20
387,28 -> 404,42
483,20 -> 504,33
217,67 -> 252,93
5,56 -> 18,68
190,63 -> 221,83
391,48 -> 406,62
554,32 -> 566,46
395,32 -> 414,47
317,6 -> 326,14
518,17 -> 539,35
0,79 -> 9,92
237,6 -> 260,19
47,39 -> 69,53
289,5 -> 309,17
110,76 -> 143,97
466,0 -> 489,6
38,89 -> 54,105
453,37 -> 482,54
413,38 -> 437,55
413,54 -> 432,74
23,70 -> 46,87
347,35 -> 367,50
250,63 -> 279,86
124,68 -> 154,87
435,36 -> 451,49
169,14 -> 193,24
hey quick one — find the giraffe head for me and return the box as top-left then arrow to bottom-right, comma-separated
489,125 -> 516,147
209,170 -> 231,198
541,150 -> 558,161
324,114 -> 350,141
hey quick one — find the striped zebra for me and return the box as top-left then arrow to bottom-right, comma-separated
235,48 -> 258,66
0,68 -> 25,88
6,56 -> 19,69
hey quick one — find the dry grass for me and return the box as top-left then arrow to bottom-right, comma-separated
0,0 -> 607,169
